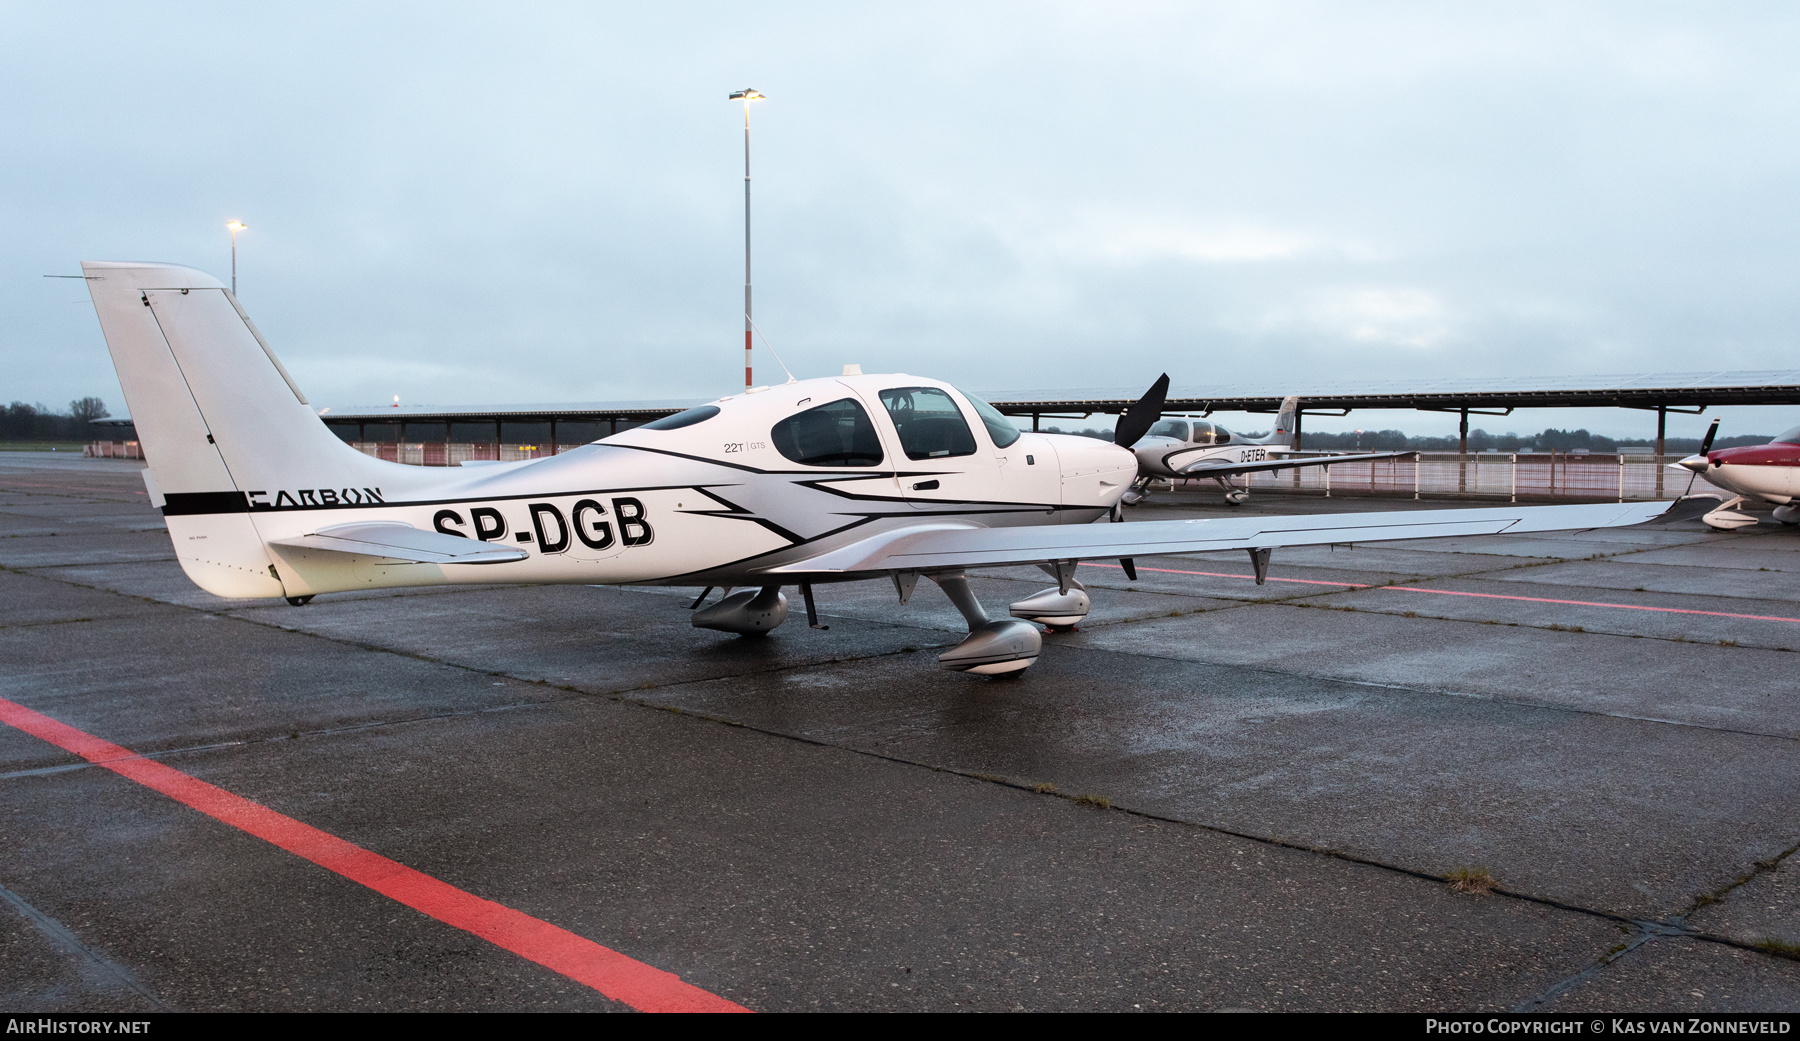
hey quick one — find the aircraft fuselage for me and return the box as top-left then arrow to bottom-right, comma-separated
175,376 -> 1137,599
1134,436 -> 1274,481
1691,442 -> 1800,505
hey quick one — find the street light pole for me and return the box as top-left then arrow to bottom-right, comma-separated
227,221 -> 247,295
729,89 -> 763,390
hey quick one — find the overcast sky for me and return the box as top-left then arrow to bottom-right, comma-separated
5,2 -> 1798,438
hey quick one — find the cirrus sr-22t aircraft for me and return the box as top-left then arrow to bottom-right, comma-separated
1121,375 -> 1409,505
84,261 -> 1674,676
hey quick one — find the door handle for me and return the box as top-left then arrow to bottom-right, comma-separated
911,479 -> 939,491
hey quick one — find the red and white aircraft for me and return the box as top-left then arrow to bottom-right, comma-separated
1677,418 -> 1800,530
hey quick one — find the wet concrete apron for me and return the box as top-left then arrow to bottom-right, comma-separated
3,453 -> 1799,1011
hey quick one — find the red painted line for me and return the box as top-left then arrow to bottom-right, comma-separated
0,698 -> 748,1013
1088,562 -> 1800,624
1374,585 -> 1800,625
1088,561 -> 1369,588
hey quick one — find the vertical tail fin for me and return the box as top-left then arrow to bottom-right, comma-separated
83,262 -> 241,501
81,261 -> 424,597
83,261 -> 402,497
1257,396 -> 1300,447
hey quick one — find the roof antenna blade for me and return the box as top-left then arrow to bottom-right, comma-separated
746,315 -> 798,384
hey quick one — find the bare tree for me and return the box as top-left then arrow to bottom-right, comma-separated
68,397 -> 109,425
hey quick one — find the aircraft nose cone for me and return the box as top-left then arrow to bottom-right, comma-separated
1677,454 -> 1711,474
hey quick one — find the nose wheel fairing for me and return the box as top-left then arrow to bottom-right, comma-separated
1702,497 -> 1761,531
1009,582 -> 1092,631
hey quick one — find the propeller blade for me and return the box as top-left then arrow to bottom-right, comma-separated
1113,373 -> 1170,448
1683,417 -> 1721,497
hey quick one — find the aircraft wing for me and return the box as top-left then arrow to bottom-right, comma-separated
762,500 -> 1669,577
1177,450 -> 1412,478
268,522 -> 529,565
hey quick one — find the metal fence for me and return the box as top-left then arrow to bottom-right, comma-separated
1241,452 -> 1727,501
84,440 -> 145,459
91,439 -> 1729,503
83,440 -> 581,466
349,442 -> 580,465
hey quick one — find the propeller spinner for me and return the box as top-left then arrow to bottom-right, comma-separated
1677,418 -> 1721,476
1677,416 -> 1721,497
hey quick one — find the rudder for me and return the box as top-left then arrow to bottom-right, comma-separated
1257,396 -> 1300,448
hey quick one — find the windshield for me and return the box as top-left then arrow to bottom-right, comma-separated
955,388 -> 1022,449
641,405 -> 719,431
1777,424 -> 1800,445
1147,419 -> 1189,440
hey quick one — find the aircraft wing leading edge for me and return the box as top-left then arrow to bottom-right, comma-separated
764,500 -> 1669,577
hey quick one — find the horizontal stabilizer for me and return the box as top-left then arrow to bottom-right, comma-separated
763,500 -> 1671,577
270,522 -> 528,565
1179,451 -> 1412,478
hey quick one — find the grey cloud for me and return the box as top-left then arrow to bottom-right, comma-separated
4,2 -> 1798,439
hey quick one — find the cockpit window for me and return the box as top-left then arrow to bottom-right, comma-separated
1178,421 -> 1234,445
1777,424 -> 1800,445
1147,419 -> 1190,441
642,405 -> 720,430
879,387 -> 978,460
955,388 -> 1022,449
771,398 -> 884,467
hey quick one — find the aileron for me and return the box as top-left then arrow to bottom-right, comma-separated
764,501 -> 1668,576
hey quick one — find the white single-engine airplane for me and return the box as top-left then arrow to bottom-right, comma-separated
1118,375 -> 1409,505
85,261 -> 1672,675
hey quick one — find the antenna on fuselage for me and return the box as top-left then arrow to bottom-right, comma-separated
746,315 -> 798,384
